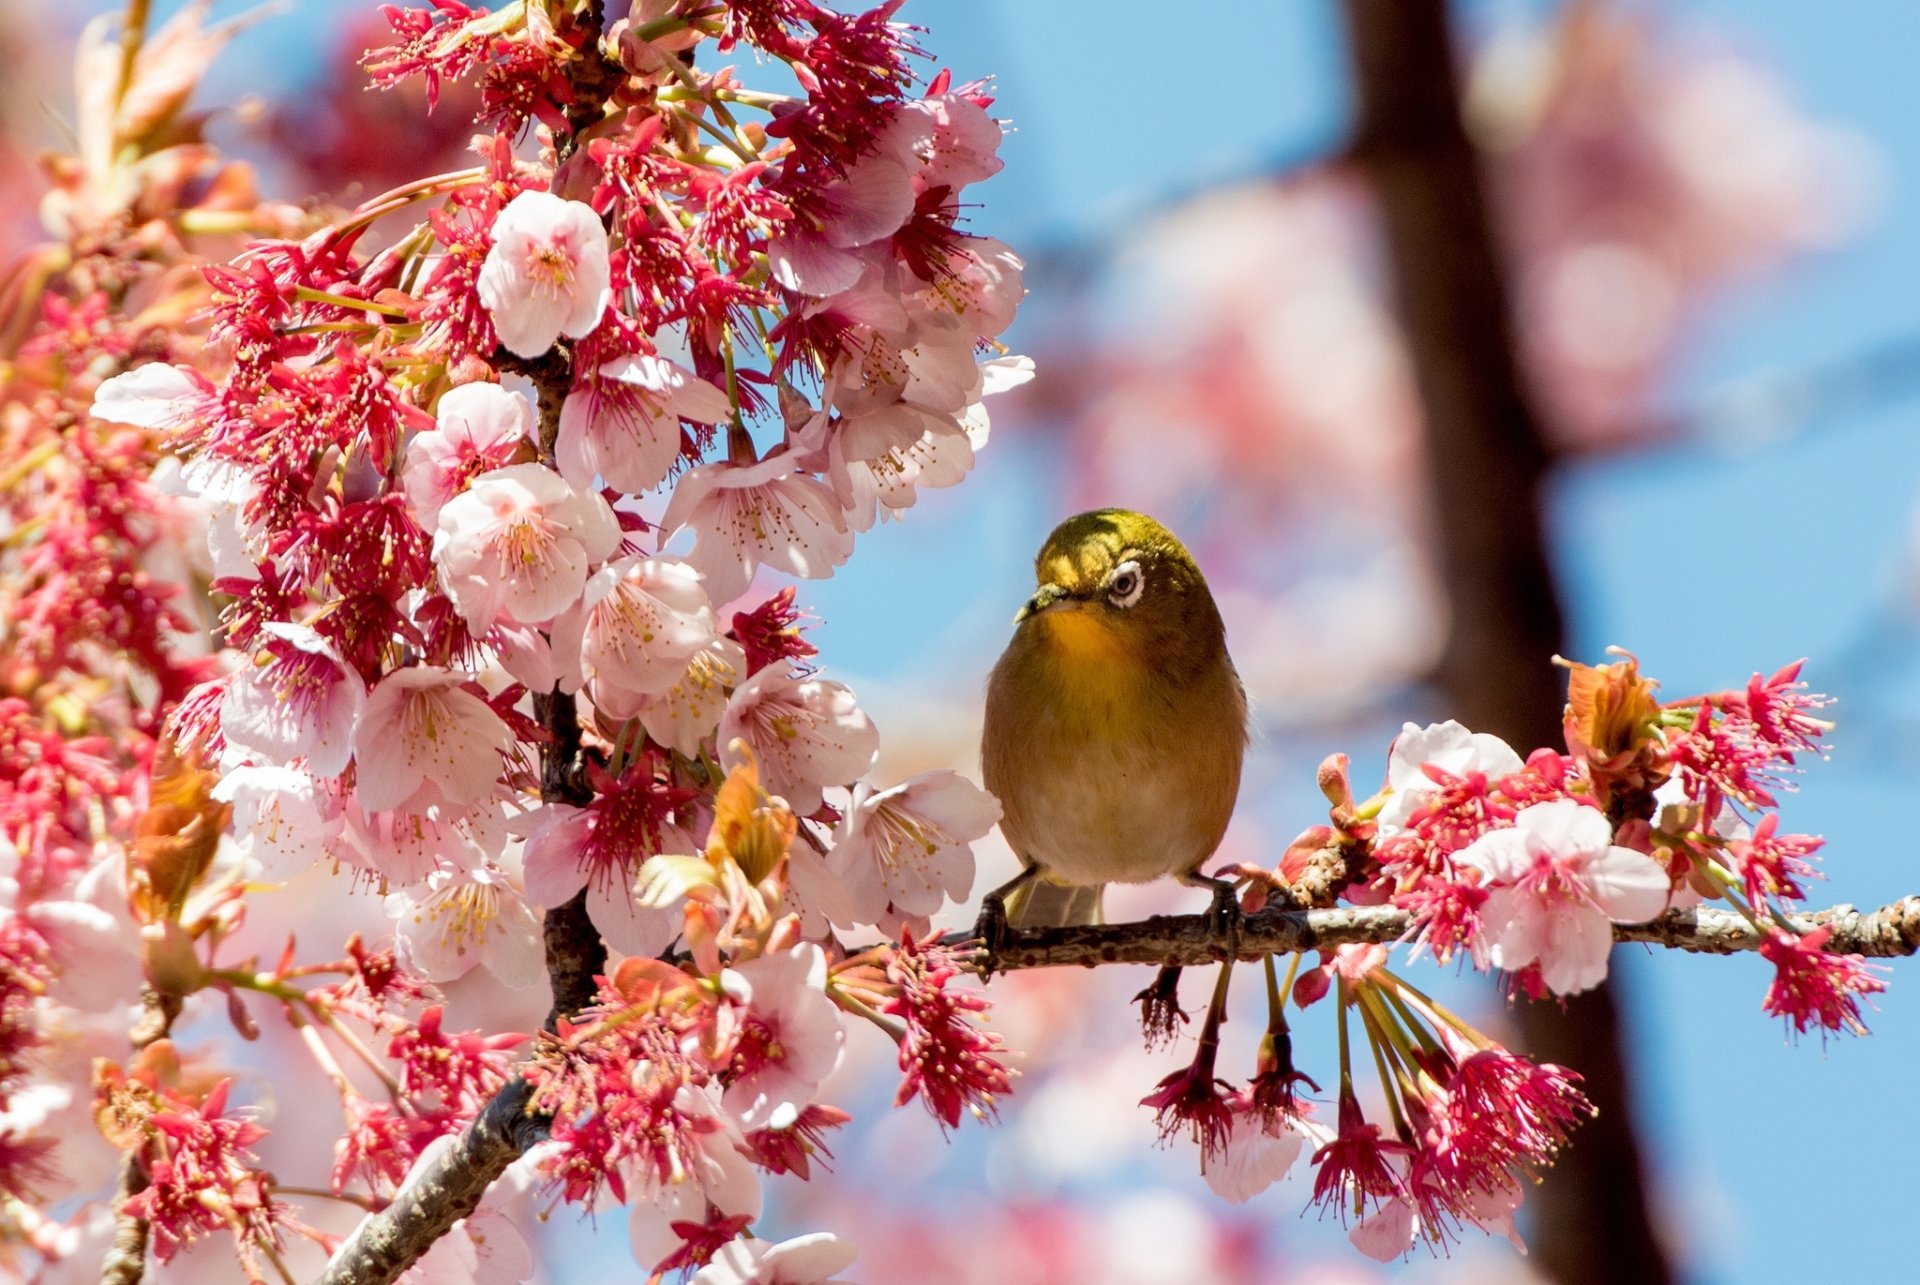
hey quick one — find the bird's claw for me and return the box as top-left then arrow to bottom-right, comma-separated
1205,879 -> 1243,944
972,892 -> 1012,962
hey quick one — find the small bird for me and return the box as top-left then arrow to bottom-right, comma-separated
979,509 -> 1249,933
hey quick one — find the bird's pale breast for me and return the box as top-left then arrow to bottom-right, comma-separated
983,625 -> 1246,888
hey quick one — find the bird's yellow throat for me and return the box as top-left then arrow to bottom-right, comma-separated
1030,605 -> 1142,705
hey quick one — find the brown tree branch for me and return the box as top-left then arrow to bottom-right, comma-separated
97,1152 -> 151,1285
311,886 -> 1920,1285
313,1078 -> 549,1285
968,895 -> 1920,972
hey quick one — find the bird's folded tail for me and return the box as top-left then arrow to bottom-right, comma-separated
1004,878 -> 1104,929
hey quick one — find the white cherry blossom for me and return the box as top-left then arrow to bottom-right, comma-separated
1455,799 -> 1672,995
828,771 -> 999,922
434,462 -> 622,632
220,622 -> 365,776
718,669 -> 878,816
477,190 -> 612,357
659,453 -> 852,605
351,668 -> 513,814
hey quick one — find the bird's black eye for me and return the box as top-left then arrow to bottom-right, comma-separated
1107,561 -> 1145,609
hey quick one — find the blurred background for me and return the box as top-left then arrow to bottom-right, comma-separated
9,1 -> 1920,1282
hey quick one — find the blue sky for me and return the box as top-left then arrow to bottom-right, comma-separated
77,1 -> 1920,1279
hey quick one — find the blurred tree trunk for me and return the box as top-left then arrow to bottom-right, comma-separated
1337,2 -> 1674,1282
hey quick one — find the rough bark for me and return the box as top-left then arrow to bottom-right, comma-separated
968,895 -> 1920,971
312,1079 -> 550,1285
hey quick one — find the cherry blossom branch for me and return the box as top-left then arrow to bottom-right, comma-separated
99,977 -> 187,1282
98,1153 -> 151,1285
313,1078 -> 549,1285
968,897 -> 1920,973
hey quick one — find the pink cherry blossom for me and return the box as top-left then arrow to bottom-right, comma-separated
904,90 -> 1003,190
365,1136 -> 535,1285
556,353 -> 733,494
344,797 -> 507,888
403,382 -> 534,527
1203,1111 -> 1309,1204
433,462 -> 622,632
691,1233 -> 858,1285
351,668 -> 513,814
1455,799 -> 1672,995
625,1085 -> 761,1272
907,236 -> 1024,339
477,190 -> 612,357
517,801 -> 684,959
1376,720 -> 1525,835
720,944 -> 845,1131
87,362 -> 215,432
556,555 -> 718,700
768,116 -> 930,296
213,764 -> 346,884
828,771 -> 1000,922
385,863 -> 544,987
717,669 -> 878,816
399,1206 -> 531,1285
220,622 -> 366,776
659,454 -> 853,605
825,412 -> 976,533
623,638 -> 748,758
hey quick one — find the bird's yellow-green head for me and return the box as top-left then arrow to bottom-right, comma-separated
1012,509 -> 1227,681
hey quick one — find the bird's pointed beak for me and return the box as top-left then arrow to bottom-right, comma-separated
1014,582 -> 1070,624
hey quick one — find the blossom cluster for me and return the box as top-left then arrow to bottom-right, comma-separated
1132,651 -> 1873,1263
18,0 -> 1027,1277
525,753 -> 1008,1274
0,1 -> 1896,1281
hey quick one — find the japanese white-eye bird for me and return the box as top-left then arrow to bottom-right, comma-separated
979,509 -> 1249,933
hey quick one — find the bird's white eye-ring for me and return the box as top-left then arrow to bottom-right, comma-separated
1106,560 -> 1145,609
